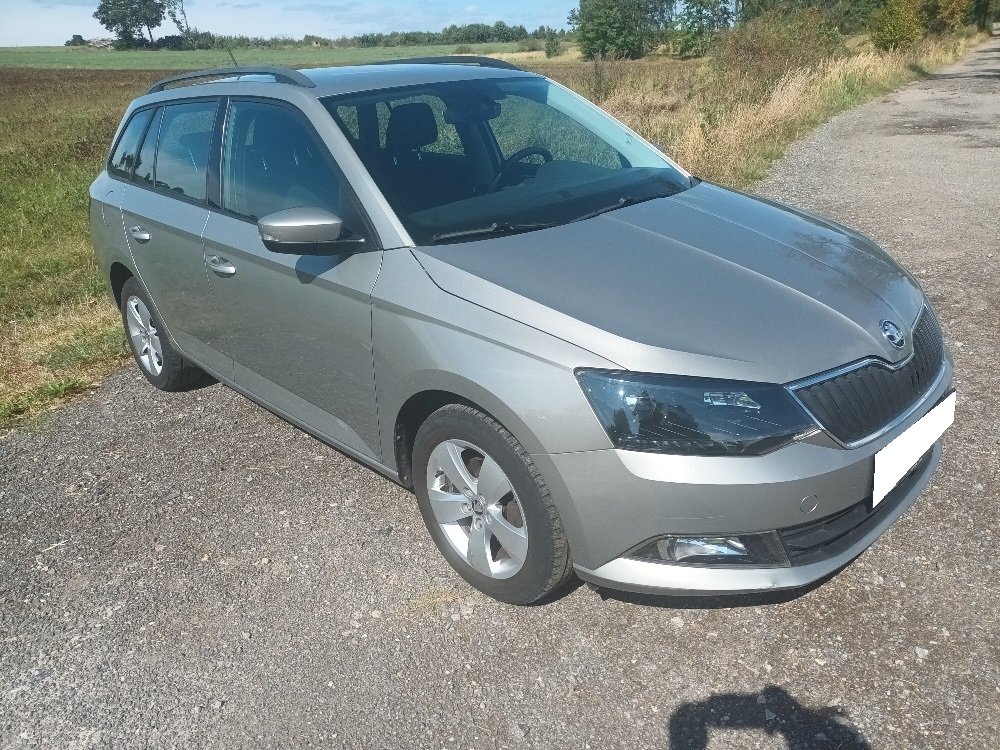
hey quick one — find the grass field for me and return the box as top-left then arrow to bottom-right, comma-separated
0,34 -> 985,427
0,43 -> 527,69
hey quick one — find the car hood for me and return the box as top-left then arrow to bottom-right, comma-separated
412,182 -> 927,383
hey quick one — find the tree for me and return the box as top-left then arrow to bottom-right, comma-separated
870,0 -> 922,50
675,0 -> 732,57
94,0 -> 167,44
971,0 -> 1000,28
165,0 -> 190,35
736,1 -> 884,34
569,0 -> 674,59
544,32 -> 563,57
934,0 -> 973,28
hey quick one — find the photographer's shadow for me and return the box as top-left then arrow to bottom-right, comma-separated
669,685 -> 871,749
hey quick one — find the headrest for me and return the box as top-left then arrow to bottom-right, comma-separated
386,102 -> 438,153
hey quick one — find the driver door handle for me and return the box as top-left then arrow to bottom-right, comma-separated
207,254 -> 237,277
129,225 -> 151,243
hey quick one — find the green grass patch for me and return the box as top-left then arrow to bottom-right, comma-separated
0,378 -> 91,423
40,325 -> 127,371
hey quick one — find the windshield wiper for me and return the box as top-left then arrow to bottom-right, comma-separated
570,194 -> 661,224
431,222 -> 553,243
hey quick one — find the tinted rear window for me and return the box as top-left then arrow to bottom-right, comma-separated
108,109 -> 153,178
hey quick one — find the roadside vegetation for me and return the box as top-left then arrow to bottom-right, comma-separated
0,4 -> 991,428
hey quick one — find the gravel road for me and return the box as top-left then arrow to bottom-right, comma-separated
2,39 -> 998,750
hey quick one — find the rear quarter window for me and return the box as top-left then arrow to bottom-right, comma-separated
153,101 -> 218,201
108,109 -> 154,178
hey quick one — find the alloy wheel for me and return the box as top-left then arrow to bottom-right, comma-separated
425,439 -> 528,579
125,295 -> 164,376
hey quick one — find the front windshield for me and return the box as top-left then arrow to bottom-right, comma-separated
322,76 -> 692,244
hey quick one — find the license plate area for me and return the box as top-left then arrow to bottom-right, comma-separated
873,391 -> 956,506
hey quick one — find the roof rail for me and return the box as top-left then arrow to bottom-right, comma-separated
146,66 -> 316,95
369,56 -> 522,72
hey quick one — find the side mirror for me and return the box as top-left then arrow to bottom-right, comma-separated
258,207 -> 365,255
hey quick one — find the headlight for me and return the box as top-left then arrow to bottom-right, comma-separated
576,370 -> 817,456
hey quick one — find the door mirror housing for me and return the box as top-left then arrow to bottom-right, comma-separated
258,207 -> 365,255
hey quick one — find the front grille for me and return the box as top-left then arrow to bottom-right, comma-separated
781,449 -> 933,565
793,308 -> 945,444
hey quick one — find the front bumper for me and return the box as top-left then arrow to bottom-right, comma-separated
531,359 -> 952,596
573,443 -> 940,596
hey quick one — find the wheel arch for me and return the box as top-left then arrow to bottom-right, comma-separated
109,262 -> 134,308
389,375 -> 548,491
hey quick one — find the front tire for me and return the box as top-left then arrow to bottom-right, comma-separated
119,277 -> 204,391
412,404 -> 573,605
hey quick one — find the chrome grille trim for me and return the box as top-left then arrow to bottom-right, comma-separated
787,307 -> 946,448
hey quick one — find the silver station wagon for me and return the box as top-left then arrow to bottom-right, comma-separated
90,58 -> 955,604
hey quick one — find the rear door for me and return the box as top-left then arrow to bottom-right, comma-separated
200,98 -> 383,459
120,99 -> 224,370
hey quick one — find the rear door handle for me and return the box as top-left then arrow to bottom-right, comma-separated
207,254 -> 237,277
129,225 -> 151,243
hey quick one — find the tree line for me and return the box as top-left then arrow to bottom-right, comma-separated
85,0 -> 1000,54
568,0 -> 999,58
88,0 -> 564,50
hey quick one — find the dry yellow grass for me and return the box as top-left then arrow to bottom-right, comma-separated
565,34 -> 985,186
492,44 -> 585,65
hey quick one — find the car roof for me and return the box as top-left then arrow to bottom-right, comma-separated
302,63 -> 540,97
142,60 -> 541,106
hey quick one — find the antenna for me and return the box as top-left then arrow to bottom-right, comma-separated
225,44 -> 238,67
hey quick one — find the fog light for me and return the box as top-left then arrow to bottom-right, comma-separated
660,536 -> 747,561
629,532 -> 788,567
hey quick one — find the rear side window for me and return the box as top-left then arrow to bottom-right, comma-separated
153,101 -> 218,201
134,108 -> 161,187
108,109 -> 153,178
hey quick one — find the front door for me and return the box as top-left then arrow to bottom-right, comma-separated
201,98 -> 383,460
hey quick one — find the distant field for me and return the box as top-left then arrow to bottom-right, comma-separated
0,43 -> 527,69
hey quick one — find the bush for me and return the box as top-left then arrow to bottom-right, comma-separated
454,44 -> 474,54
935,0 -> 974,30
154,35 -> 187,51
517,38 -> 542,52
714,9 -> 845,81
545,34 -> 563,57
871,0 -> 924,50
303,34 -> 332,47
64,34 -> 86,47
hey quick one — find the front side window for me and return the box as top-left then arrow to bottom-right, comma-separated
108,108 -> 153,178
323,76 -> 691,245
222,100 -> 341,221
153,101 -> 217,201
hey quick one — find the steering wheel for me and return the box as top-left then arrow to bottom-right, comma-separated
488,146 -> 554,193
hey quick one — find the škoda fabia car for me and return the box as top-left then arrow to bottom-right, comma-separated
90,58 -> 955,604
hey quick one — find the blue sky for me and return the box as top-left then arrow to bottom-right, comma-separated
2,0 -> 573,46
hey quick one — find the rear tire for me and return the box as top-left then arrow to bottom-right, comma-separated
119,277 -> 205,391
412,404 -> 573,605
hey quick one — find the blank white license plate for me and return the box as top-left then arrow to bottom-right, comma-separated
873,391 -> 956,506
